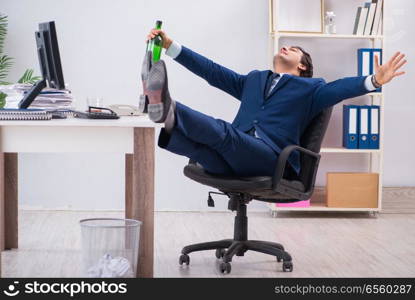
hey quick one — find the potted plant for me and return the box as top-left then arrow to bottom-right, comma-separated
0,14 -> 41,108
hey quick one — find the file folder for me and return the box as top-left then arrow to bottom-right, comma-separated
357,49 -> 383,92
371,49 -> 383,92
343,105 -> 359,149
369,105 -> 380,149
372,48 -> 383,67
358,48 -> 371,76
358,105 -> 371,149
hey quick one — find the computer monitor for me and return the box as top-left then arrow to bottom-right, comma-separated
18,21 -> 65,109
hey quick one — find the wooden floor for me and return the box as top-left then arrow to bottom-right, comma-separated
2,187 -> 415,278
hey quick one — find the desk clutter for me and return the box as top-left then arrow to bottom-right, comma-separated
0,83 -> 73,110
0,107 -> 123,120
0,84 -> 145,121
72,106 -> 120,119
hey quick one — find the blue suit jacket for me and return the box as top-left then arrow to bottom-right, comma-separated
174,46 -> 374,175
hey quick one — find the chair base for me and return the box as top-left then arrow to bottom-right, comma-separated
179,193 -> 294,274
180,238 -> 293,274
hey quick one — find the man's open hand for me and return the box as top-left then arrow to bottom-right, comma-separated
374,51 -> 406,85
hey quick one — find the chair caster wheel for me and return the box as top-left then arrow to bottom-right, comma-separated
282,261 -> 293,272
276,257 -> 282,262
179,254 -> 190,266
219,262 -> 231,274
215,248 -> 226,259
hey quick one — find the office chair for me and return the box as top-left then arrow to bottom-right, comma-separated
178,107 -> 333,274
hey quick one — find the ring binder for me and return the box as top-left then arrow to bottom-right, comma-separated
0,109 -> 52,121
343,105 -> 359,149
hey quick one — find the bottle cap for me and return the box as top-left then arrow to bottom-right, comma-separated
156,20 -> 162,28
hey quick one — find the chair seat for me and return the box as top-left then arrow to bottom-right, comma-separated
183,163 -> 306,199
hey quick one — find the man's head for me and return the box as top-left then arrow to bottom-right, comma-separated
273,46 -> 313,77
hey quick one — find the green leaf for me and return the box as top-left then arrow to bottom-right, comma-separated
0,14 -> 39,85
0,14 -> 13,83
0,14 -> 8,55
0,55 -> 13,81
18,68 -> 41,84
0,91 -> 6,108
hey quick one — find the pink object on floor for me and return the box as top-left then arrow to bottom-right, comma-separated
276,199 -> 310,207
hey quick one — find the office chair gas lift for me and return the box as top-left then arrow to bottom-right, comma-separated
178,107 -> 333,274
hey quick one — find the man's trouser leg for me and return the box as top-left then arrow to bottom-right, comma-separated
159,128 -> 235,175
158,101 -> 278,177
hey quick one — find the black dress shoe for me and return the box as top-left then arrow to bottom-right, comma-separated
139,51 -> 152,113
147,60 -> 172,123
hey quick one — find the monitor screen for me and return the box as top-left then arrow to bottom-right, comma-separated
36,21 -> 65,89
18,21 -> 65,108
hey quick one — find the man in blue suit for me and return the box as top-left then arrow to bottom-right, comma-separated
141,29 -> 406,178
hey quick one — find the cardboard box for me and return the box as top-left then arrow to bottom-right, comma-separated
326,172 -> 379,208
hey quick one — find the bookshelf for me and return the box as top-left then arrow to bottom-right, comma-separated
273,32 -> 383,40
267,0 -> 385,217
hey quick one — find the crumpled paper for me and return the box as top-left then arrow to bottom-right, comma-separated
87,253 -> 134,278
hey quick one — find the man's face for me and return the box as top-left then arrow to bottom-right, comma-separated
273,46 -> 305,74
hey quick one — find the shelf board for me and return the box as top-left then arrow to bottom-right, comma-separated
320,147 -> 381,153
267,187 -> 380,213
269,204 -> 380,212
367,92 -> 383,97
273,32 -> 384,39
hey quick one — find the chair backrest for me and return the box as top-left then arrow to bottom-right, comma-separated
297,107 -> 333,187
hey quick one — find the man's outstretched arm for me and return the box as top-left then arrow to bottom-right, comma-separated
310,51 -> 407,118
146,29 -> 247,101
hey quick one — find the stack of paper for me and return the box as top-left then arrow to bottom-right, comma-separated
0,83 -> 74,110
353,0 -> 383,36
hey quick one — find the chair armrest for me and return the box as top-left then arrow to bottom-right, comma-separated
272,145 -> 320,193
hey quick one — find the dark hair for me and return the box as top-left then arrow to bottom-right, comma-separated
292,46 -> 313,78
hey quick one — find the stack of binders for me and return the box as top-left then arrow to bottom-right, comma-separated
358,48 -> 382,92
343,104 -> 380,149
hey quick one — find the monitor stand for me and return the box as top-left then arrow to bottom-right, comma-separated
18,78 -> 46,109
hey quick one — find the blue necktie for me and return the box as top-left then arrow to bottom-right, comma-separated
265,72 -> 280,98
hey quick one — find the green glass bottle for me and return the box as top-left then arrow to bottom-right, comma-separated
147,20 -> 163,63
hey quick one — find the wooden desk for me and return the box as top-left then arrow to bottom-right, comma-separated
0,116 -> 162,277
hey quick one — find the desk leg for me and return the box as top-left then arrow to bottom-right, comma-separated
4,153 -> 18,250
125,128 -> 154,278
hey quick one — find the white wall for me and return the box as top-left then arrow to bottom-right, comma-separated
1,0 -> 413,211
